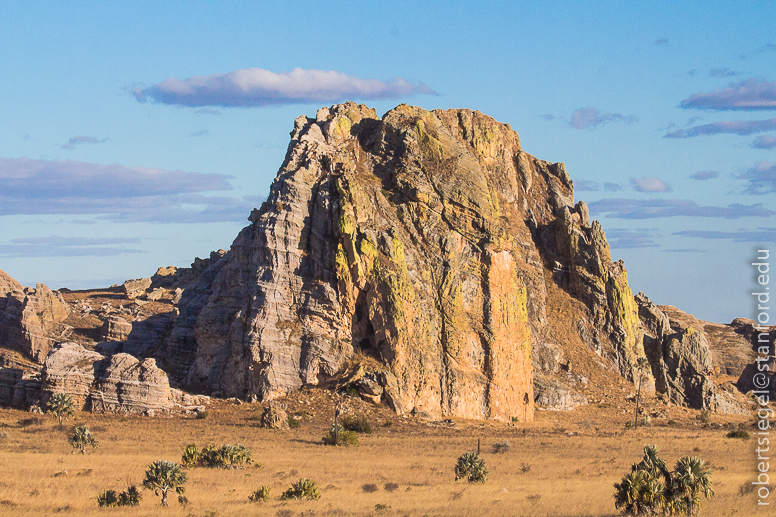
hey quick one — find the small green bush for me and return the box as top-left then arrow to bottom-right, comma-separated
70,425 -> 98,454
322,425 -> 359,446
281,478 -> 320,500
181,444 -> 199,468
249,485 -> 272,502
288,415 -> 301,428
698,410 -> 712,425
97,490 -> 119,507
624,420 -> 634,429
384,482 -> 399,492
97,486 -> 140,508
362,483 -> 378,493
117,486 -> 141,507
455,452 -> 487,483
726,430 -> 751,440
195,410 -> 208,419
492,440 -> 511,453
193,443 -> 252,468
342,414 -> 372,434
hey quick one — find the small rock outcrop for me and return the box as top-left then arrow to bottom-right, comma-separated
259,400 -> 290,429
0,269 -> 68,362
533,373 -> 588,411
122,278 -> 151,299
39,342 -> 201,414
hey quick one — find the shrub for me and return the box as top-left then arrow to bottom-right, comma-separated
698,410 -> 711,425
492,440 -> 511,453
195,410 -> 208,419
281,478 -> 320,500
287,415 -> 301,428
726,430 -> 751,440
70,425 -> 98,454
249,485 -> 272,502
384,482 -> 399,492
194,443 -> 252,468
667,419 -> 677,426
117,486 -> 141,507
46,393 -> 75,425
181,444 -> 199,468
454,452 -> 487,483
342,414 -> 372,434
624,421 -> 634,429
322,425 -> 359,446
97,490 -> 119,507
362,483 -> 379,493
613,444 -> 714,516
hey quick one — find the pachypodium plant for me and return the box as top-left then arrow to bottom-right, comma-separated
455,451 -> 488,483
142,460 -> 188,507
46,393 -> 75,425
614,445 -> 714,516
70,425 -> 98,454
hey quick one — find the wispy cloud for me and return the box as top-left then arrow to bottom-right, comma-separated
661,248 -> 705,253
132,67 -> 437,108
630,177 -> 672,192
689,170 -> 719,180
738,160 -> 776,194
752,135 -> 776,149
654,38 -> 669,47
680,78 -> 776,111
605,227 -> 661,249
0,236 -> 147,258
709,68 -> 738,78
575,179 -> 599,191
673,227 -> 776,243
605,182 -> 625,192
569,106 -> 638,129
588,198 -> 776,219
62,136 -> 108,150
664,117 -> 776,138
189,129 -> 210,137
0,157 -> 263,223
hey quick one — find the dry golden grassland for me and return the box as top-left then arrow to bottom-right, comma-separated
0,392 -> 760,517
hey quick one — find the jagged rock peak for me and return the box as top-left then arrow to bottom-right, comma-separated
165,102 -> 651,421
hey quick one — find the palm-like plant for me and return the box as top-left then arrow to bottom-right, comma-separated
454,451 -> 488,483
281,478 -> 320,500
70,425 -> 98,454
614,445 -> 714,516
181,444 -> 199,468
671,456 -> 714,515
46,393 -> 75,424
142,460 -> 188,506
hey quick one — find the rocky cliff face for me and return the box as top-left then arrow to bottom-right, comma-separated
0,269 -> 68,362
1,103 -> 769,420
158,102 -> 659,421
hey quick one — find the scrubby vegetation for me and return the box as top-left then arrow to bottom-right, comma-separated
69,424 -> 98,454
281,478 -> 320,500
613,445 -> 714,516
142,460 -> 188,506
180,443 -> 252,468
249,485 -> 272,502
341,414 -> 372,434
46,393 -> 74,425
97,486 -> 141,507
322,424 -> 359,446
455,451 -> 488,483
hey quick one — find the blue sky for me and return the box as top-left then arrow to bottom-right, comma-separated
1,1 -> 774,324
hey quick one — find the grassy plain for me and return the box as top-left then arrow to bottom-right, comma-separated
0,390 -> 759,517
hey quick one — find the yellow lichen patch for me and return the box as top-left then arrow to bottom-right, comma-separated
414,118 -> 443,162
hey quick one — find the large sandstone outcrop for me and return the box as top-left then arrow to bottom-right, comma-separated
0,269 -> 68,362
158,102 -> 657,421
40,342 -> 202,414
636,293 -> 752,414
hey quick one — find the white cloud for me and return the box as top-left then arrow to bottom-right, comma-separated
569,106 -> 637,129
630,177 -> 672,192
133,67 -> 437,107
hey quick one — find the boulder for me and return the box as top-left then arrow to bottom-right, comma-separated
101,315 -> 132,342
122,278 -> 151,299
533,374 -> 588,411
259,400 -> 290,429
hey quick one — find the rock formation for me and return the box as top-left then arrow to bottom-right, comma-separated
0,269 -> 68,362
156,102 -> 661,421
39,342 -> 204,414
1,103 -> 769,420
